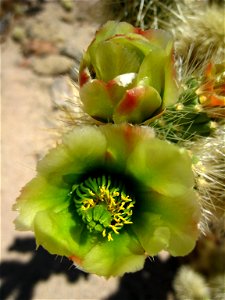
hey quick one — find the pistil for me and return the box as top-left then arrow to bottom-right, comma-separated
72,175 -> 135,241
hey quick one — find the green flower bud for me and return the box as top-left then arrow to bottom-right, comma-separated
79,21 -> 178,124
13,124 -> 200,277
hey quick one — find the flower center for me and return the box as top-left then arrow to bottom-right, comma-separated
72,175 -> 135,241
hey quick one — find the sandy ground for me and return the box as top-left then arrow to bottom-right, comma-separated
1,2 -> 120,299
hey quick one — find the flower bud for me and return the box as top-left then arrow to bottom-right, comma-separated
79,21 -> 178,124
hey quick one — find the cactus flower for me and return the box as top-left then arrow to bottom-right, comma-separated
13,124 -> 200,277
79,21 -> 178,124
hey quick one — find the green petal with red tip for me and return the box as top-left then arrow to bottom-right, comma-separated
138,28 -> 178,106
99,124 -> 149,174
92,21 -> 135,46
80,79 -> 114,122
86,22 -> 135,74
113,86 -> 162,124
141,28 -> 173,50
107,73 -> 136,106
33,204 -> 99,266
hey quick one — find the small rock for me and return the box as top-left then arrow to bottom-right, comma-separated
59,0 -> 74,12
0,12 -> 12,42
11,26 -> 27,43
32,55 -> 75,76
26,22 -> 65,45
59,41 -> 82,62
60,12 -> 75,24
22,39 -> 58,56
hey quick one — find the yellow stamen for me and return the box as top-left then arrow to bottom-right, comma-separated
102,229 -> 106,238
107,233 -> 113,241
109,225 -> 120,234
73,175 -> 135,242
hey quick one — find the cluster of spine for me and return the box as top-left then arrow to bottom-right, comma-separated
174,215 -> 225,300
187,126 -> 225,228
153,64 -> 224,139
151,76 -> 216,143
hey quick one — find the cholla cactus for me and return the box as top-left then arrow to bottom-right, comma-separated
173,265 -> 210,300
174,215 -> 225,300
209,274 -> 225,300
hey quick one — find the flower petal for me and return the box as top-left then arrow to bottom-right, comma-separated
137,47 -> 166,95
14,127 -> 107,230
133,213 -> 171,255
106,73 -> 136,107
127,138 -> 195,196
33,204 -> 95,264
141,28 -> 173,51
135,28 -> 178,106
34,205 -> 81,257
162,41 -> 178,106
80,79 -> 114,121
37,126 -> 107,180
79,21 -> 135,84
100,124 -> 154,172
82,229 -> 145,277
133,189 -> 200,256
108,33 -> 155,56
113,86 -> 162,123
93,40 -> 143,82
13,176 -> 68,230
92,21 -> 135,45
34,201 -> 146,277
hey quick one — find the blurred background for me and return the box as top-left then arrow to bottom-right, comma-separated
1,1 -> 224,299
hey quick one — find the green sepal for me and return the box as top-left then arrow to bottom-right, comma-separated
80,79 -> 114,122
113,86 -> 162,124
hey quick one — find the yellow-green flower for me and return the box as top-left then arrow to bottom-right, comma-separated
14,125 -> 200,277
79,21 -> 178,124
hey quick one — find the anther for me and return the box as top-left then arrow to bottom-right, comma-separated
72,175 -> 135,241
